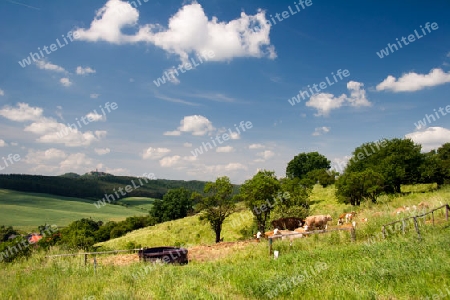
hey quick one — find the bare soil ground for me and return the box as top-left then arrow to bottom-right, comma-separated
98,240 -> 259,266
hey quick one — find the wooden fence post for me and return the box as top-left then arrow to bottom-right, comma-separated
350,227 -> 356,242
413,217 -> 421,240
402,220 -> 406,234
382,226 -> 386,239
432,211 -> 435,226
269,238 -> 273,257
84,254 -> 87,266
446,205 -> 449,222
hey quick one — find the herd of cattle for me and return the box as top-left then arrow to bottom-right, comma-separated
256,201 -> 432,240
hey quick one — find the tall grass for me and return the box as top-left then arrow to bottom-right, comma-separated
1,185 -> 449,299
1,223 -> 449,299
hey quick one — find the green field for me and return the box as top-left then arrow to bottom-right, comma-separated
0,189 -> 148,231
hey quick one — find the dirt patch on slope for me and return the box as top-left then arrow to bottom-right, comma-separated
188,240 -> 257,262
97,240 -> 258,266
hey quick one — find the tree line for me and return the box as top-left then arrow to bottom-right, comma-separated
0,173 -> 210,200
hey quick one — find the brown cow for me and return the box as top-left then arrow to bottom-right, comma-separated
305,215 -> 332,230
393,206 -> 409,215
417,202 -> 430,210
337,211 -> 356,225
271,217 -> 304,231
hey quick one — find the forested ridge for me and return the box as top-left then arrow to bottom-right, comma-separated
0,173 -> 211,200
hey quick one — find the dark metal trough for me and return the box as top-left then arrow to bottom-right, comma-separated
138,247 -> 188,265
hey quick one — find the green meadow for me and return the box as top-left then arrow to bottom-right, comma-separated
1,185 -> 449,299
0,189 -> 148,231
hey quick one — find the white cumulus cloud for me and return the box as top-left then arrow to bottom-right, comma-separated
60,78 -> 72,87
76,66 -> 96,75
306,81 -> 370,116
257,150 -> 275,160
36,60 -> 66,73
95,148 -> 110,155
74,0 -> 275,63
216,146 -> 234,153
86,112 -> 106,122
376,68 -> 450,92
25,148 -> 67,165
405,127 -> 450,152
0,103 -> 43,122
142,147 -> 171,159
312,126 -> 330,136
166,115 -> 215,136
249,143 -> 265,149
60,153 -> 93,172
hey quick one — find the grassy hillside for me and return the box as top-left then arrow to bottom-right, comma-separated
0,189 -> 147,230
1,197 -> 449,299
99,184 -> 450,249
1,185 -> 449,299
98,203 -> 254,249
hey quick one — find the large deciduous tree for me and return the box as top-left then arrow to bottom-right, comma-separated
197,176 -> 236,243
271,177 -> 310,220
150,188 -> 193,223
437,143 -> 450,182
300,169 -> 336,188
344,138 -> 423,193
335,168 -> 385,205
286,152 -> 331,179
239,170 -> 281,233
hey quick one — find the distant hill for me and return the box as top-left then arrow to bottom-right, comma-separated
0,189 -> 149,230
0,173 -> 220,200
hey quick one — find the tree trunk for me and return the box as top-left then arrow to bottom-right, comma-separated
214,223 -> 222,243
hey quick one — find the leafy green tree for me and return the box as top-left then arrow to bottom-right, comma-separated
59,218 -> 100,251
271,177 -> 310,220
344,138 -> 423,193
336,168 -> 384,205
437,143 -> 450,160
418,150 -> 445,184
300,169 -> 336,188
93,221 -> 115,242
0,225 -> 18,242
239,170 -> 281,233
437,143 -> 450,181
197,176 -> 236,243
0,236 -> 33,263
110,225 -> 127,239
150,188 -> 194,223
286,152 -> 331,179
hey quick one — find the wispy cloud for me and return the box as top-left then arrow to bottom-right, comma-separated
76,66 -> 96,75
7,0 -> 40,10
154,93 -> 199,106
36,60 -> 66,73
312,126 -> 330,136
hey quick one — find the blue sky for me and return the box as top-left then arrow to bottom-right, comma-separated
1,0 -> 450,183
